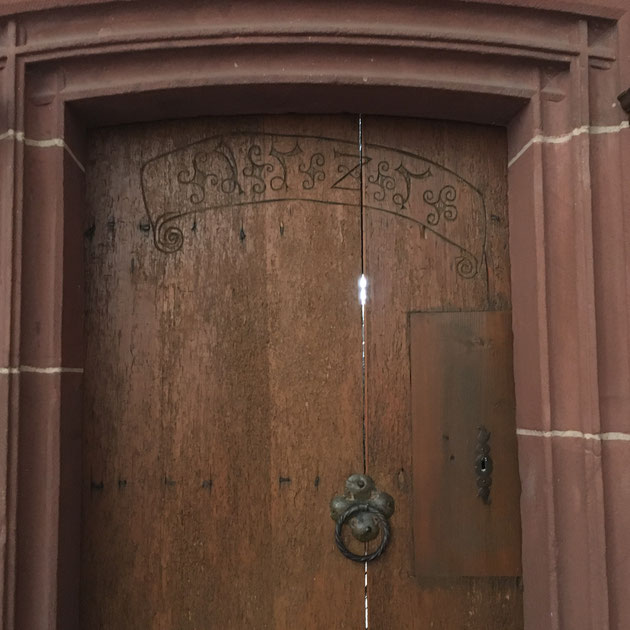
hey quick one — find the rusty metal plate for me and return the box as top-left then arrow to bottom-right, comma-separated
410,311 -> 522,577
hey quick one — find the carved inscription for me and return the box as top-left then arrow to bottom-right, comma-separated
141,133 -> 488,281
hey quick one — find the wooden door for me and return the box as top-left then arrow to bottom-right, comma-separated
361,118 -> 523,628
82,115 -> 523,628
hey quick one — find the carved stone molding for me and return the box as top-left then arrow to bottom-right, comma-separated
0,2 -> 628,629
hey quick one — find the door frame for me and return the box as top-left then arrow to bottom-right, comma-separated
1,2 -> 628,628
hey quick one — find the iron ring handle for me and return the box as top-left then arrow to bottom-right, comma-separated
334,503 -> 391,563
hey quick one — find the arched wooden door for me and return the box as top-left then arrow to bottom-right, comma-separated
81,115 -> 522,628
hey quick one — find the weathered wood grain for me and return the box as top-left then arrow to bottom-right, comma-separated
410,311 -> 522,578
82,114 -> 521,628
362,117 -> 522,628
81,116 -> 365,629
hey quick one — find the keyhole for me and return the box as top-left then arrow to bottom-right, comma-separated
480,457 -> 487,472
358,479 -> 365,488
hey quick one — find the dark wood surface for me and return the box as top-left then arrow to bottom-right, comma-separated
82,114 -> 522,628
410,311 -> 522,578
82,116 -> 365,629
362,117 -> 523,628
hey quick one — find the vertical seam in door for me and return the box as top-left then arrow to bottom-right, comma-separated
358,113 -> 369,630
359,113 -> 367,477
365,561 -> 369,629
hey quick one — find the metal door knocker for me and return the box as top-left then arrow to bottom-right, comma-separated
330,474 -> 395,563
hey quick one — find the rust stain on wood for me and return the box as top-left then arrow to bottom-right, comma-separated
410,310 -> 522,578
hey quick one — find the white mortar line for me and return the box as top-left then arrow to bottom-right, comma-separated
508,121 -> 630,168
517,428 -> 630,442
0,128 -> 85,172
590,121 -> 630,134
0,366 -> 84,375
0,129 -> 18,142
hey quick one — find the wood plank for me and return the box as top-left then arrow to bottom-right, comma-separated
81,115 -> 365,629
362,117 -> 523,628
409,311 -> 521,577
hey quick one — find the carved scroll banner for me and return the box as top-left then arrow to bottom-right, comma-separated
141,133 -> 487,282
